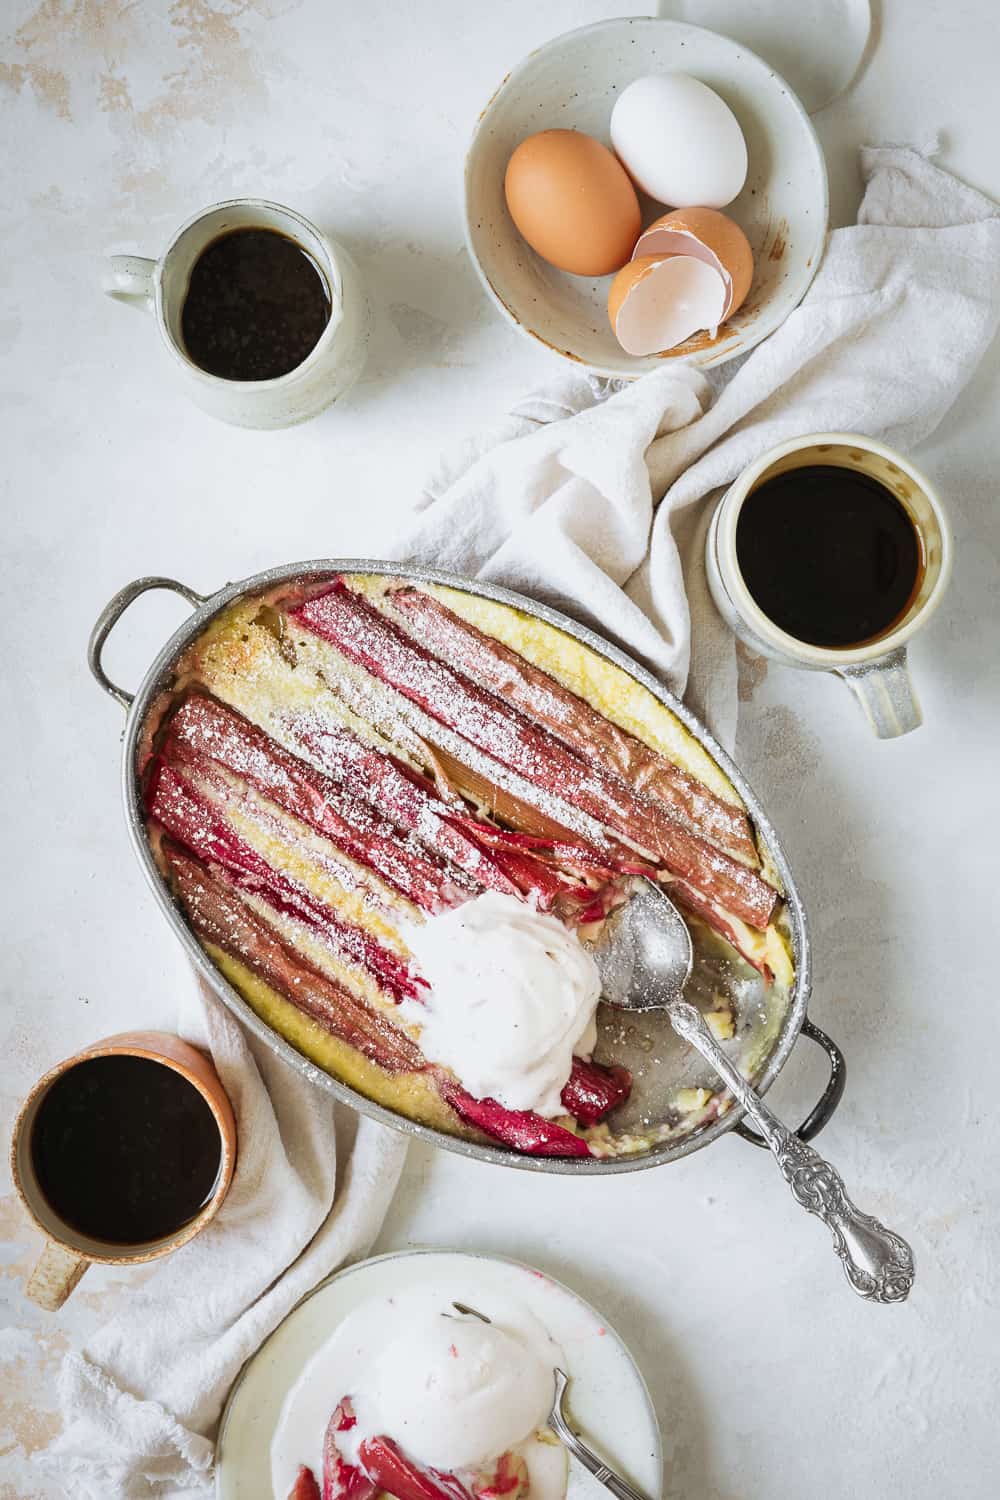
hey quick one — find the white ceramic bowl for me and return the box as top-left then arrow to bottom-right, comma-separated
464,17 -> 829,376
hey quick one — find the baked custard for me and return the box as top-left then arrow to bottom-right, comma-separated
141,573 -> 793,1158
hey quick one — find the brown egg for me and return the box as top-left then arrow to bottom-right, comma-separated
504,130 -> 642,277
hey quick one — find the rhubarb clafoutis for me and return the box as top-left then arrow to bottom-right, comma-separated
141,573 -> 793,1159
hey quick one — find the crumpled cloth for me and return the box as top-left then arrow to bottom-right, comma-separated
39,147 -> 1000,1499
388,147 -> 1000,749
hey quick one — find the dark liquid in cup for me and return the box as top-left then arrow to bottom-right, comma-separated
30,1055 -> 222,1245
735,465 -> 923,649
180,227 -> 331,381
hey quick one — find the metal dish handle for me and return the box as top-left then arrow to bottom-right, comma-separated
88,576 -> 208,711
735,1016 -> 846,1148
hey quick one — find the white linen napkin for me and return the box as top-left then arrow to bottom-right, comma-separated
389,146 -> 1000,749
39,146 -> 1000,1500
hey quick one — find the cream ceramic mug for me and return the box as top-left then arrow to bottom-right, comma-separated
10,1031 -> 236,1311
706,433 -> 952,738
103,198 -> 371,428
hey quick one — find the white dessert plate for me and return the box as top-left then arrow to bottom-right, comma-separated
215,1249 -> 663,1500
464,17 -> 829,375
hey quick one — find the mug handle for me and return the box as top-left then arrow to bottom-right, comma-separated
103,254 -> 156,311
836,646 -> 923,739
26,1241 -> 90,1311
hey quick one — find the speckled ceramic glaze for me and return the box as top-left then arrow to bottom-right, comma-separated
103,199 -> 371,428
464,17 -> 828,376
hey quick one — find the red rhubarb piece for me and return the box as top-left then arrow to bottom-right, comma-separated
278,714 -> 521,899
324,1402 -> 377,1500
163,695 -> 468,913
436,1079 -> 592,1158
669,877 -> 775,984
162,844 -> 426,1074
290,1467 -> 322,1500
473,1452 -> 530,1500
292,583 -> 778,930
151,760 -> 421,1001
148,762 -> 421,1003
561,1057 -> 632,1126
159,847 -> 600,1159
358,1436 -> 474,1500
389,585 -> 758,862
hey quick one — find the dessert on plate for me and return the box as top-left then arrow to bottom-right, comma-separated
270,1289 -> 568,1500
141,572 -> 793,1158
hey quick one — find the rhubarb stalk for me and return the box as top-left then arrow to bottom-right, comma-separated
389,585 -> 758,862
324,1401 -> 377,1500
292,583 -> 778,930
358,1436 -> 475,1500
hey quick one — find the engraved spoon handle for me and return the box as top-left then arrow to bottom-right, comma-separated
668,1001 -> 915,1304
548,1370 -> 654,1500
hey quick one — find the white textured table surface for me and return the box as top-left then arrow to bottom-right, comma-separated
2,2 -> 998,1496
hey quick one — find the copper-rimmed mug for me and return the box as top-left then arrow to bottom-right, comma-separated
10,1031 -> 236,1311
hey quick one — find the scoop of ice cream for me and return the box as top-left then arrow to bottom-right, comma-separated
401,891 -> 601,1117
348,1308 -> 553,1472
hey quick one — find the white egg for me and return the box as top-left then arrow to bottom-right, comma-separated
610,73 -> 748,209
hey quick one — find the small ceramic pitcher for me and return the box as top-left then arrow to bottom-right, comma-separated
103,198 -> 370,429
706,432 -> 952,738
10,1031 -> 236,1310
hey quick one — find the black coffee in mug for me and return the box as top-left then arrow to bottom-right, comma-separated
180,227 -> 332,382
735,464 -> 924,649
29,1054 -> 222,1244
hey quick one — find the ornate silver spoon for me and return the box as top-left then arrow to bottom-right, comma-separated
593,881 -> 915,1304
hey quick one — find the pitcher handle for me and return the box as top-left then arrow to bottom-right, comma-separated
836,646 -> 922,738
103,254 -> 156,311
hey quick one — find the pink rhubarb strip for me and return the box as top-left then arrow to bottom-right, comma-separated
148,761 -> 421,1004
165,695 -> 471,913
164,844 -> 427,1074
291,583 -> 778,930
390,585 -> 758,862
162,844 -> 597,1157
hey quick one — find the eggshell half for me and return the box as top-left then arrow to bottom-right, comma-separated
633,207 -> 753,320
504,129 -> 642,276
608,254 -> 729,356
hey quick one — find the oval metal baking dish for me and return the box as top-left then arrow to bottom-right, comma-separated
89,560 -> 845,1174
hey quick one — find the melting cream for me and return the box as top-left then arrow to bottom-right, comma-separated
270,1287 -> 568,1500
340,1304 -> 553,1471
401,892 -> 601,1117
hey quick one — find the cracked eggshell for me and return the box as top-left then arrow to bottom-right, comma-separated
608,254 -> 729,356
504,129 -> 642,277
633,207 -> 753,320
609,74 -> 748,209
